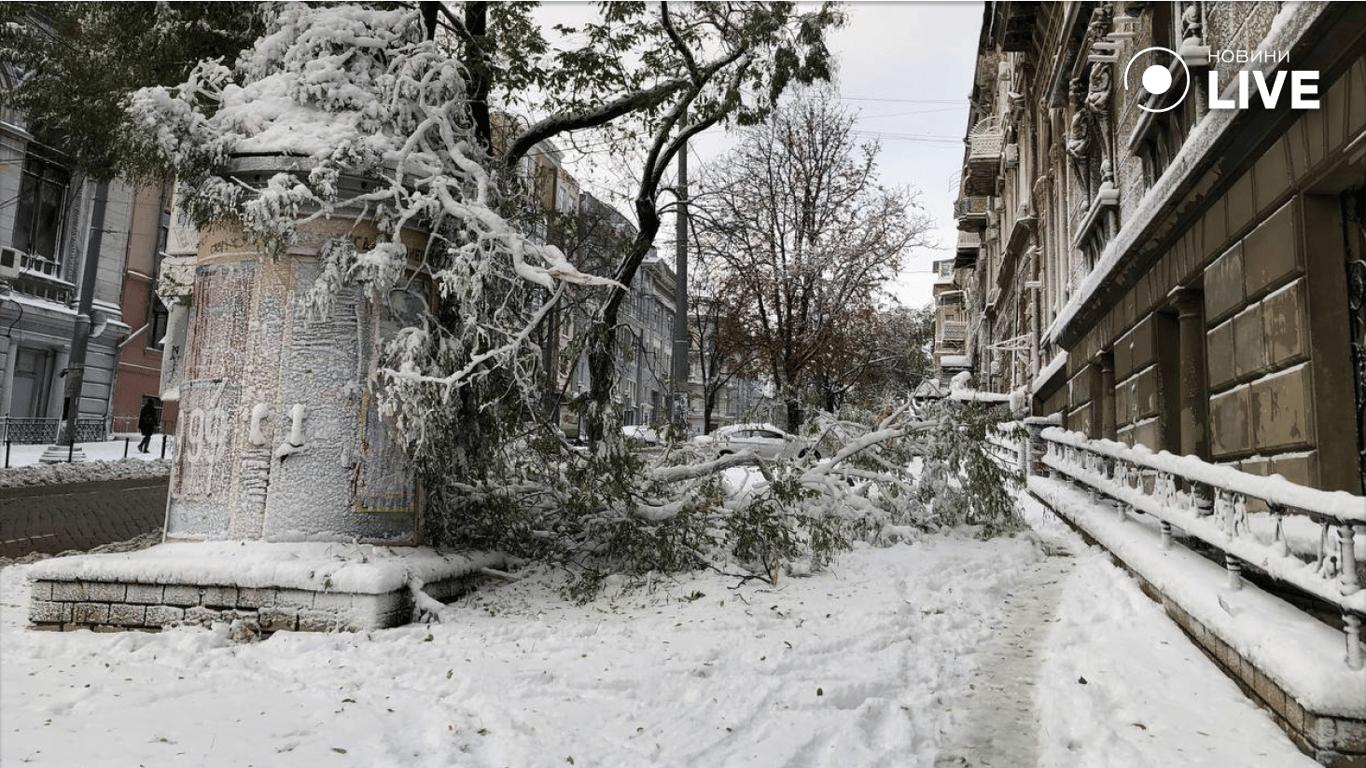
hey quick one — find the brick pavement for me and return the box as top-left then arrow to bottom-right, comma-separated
0,477 -> 168,559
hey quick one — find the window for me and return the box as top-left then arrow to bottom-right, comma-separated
12,153 -> 71,268
148,206 -> 171,350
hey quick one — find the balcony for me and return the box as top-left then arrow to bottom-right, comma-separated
939,320 -> 968,342
964,117 -> 1004,195
5,249 -> 75,304
954,196 -> 990,231
954,231 -> 981,269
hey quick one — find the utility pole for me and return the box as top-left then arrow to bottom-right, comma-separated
42,179 -> 109,463
671,130 -> 690,434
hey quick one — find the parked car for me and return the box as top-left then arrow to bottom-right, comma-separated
622,425 -> 662,446
703,423 -> 819,460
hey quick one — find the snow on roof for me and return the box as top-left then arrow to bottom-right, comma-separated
939,354 -> 971,368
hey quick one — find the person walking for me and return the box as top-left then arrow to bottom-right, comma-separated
137,398 -> 160,453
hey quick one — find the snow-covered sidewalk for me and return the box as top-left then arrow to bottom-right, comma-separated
0,510 -> 1315,767
1,436 -> 172,487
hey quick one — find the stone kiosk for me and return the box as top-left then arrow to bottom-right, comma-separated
27,159 -> 501,634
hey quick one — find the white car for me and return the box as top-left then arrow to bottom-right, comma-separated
622,425 -> 661,446
705,423 -> 818,460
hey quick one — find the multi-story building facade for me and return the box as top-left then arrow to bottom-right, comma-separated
108,181 -> 180,436
932,257 -> 971,373
1,69 -> 134,444
946,1 -> 1366,494
518,140 -> 683,436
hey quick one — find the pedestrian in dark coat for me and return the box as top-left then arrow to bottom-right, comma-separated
137,399 -> 159,453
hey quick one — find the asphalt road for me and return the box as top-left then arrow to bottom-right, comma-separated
0,477 -> 168,559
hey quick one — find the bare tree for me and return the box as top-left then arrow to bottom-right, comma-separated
688,260 -> 757,434
811,302 -> 935,412
695,89 -> 933,429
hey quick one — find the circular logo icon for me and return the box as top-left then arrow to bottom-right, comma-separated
1124,47 -> 1190,113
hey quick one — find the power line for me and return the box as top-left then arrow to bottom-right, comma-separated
840,97 -> 968,104
856,106 -> 969,120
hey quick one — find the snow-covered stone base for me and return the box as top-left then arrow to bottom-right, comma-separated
25,542 -> 505,634
1030,476 -> 1366,768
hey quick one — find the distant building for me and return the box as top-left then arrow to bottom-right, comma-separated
931,257 -> 970,375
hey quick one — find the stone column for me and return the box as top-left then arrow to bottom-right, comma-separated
1099,352 -> 1117,441
164,161 -> 428,545
1173,289 -> 1210,459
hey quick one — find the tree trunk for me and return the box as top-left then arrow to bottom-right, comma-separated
463,4 -> 491,154
785,398 -> 802,431
703,386 -> 716,434
585,199 -> 663,443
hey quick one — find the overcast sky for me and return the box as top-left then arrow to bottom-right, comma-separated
535,1 -> 985,309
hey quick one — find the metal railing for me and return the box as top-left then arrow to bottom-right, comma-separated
1038,426 -> 1364,669
987,423 -> 1028,476
939,320 -> 969,341
0,417 -> 107,445
968,117 -> 1005,162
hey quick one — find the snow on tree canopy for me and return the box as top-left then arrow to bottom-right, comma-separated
126,2 -> 613,442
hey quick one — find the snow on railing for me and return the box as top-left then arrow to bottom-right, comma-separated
1039,427 -> 1364,669
986,422 -> 1027,476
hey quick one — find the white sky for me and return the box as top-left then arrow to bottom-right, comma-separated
534,1 -> 985,309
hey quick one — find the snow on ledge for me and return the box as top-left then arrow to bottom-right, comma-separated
939,354 -> 970,368
1030,351 -> 1068,395
1031,476 -> 1366,718
26,542 -> 507,595
948,371 -> 1013,404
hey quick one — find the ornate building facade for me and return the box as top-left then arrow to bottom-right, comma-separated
947,1 -> 1366,494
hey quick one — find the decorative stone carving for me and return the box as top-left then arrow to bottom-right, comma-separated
1085,63 -> 1115,186
1065,77 -> 1093,199
1179,1 -> 1211,65
1086,3 -> 1114,43
1180,1 -> 1203,43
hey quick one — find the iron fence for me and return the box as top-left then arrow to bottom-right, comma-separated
0,417 -> 107,445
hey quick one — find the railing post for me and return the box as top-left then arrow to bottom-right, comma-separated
1226,554 -> 1243,591
1341,524 -> 1360,596
1346,614 -> 1363,671
1161,521 -> 1173,550
1270,505 -> 1290,558
1195,482 -> 1213,517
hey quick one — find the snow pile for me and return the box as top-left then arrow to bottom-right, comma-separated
947,370 -> 1012,403
2,534 -> 1043,767
0,457 -> 170,488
